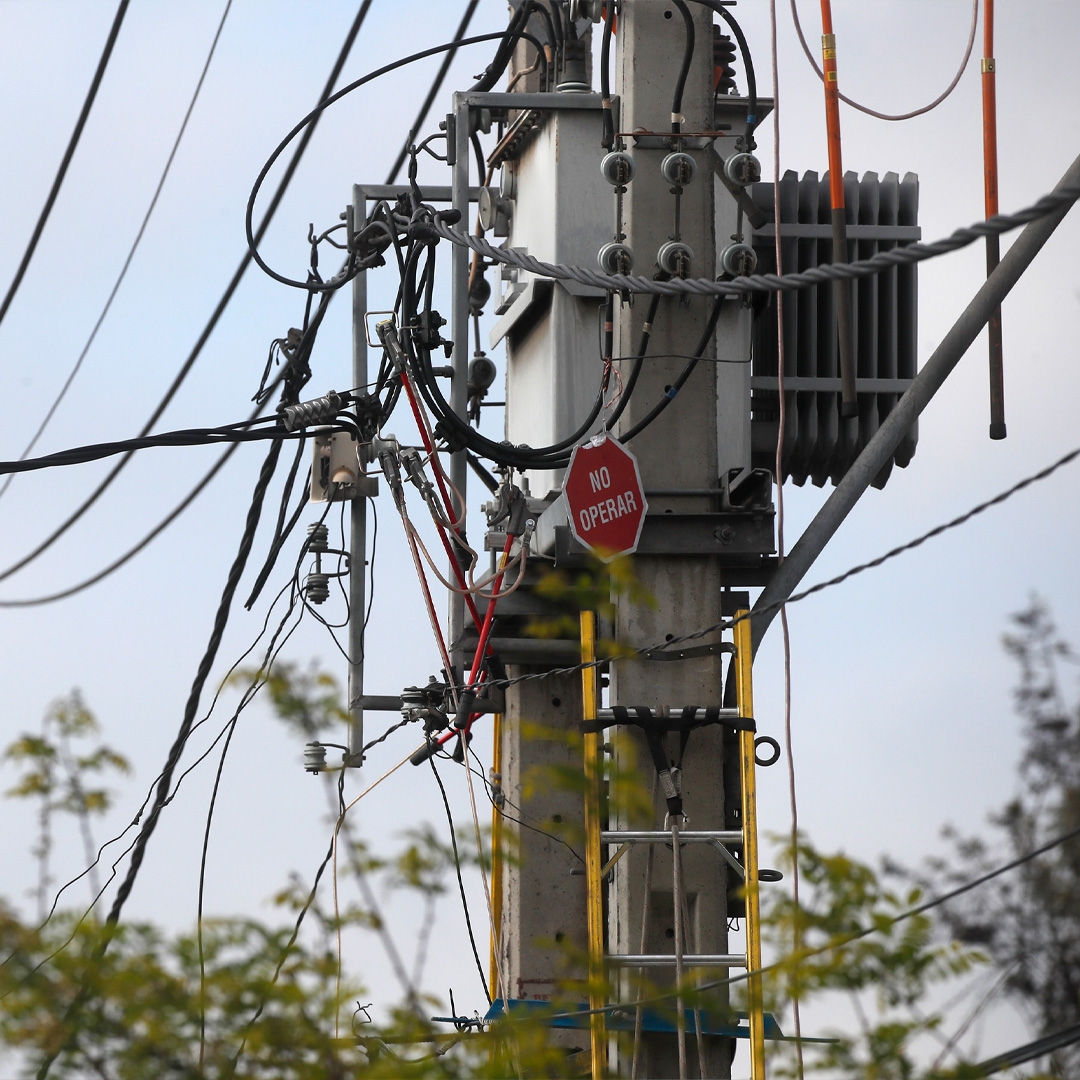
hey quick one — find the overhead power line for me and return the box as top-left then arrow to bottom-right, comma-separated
485,442 -> 1080,694
0,0 -> 374,588
0,0 -> 130,331
244,28 -> 544,292
35,441 -> 288,1080
430,180 -> 1080,296
0,420 -> 309,476
529,822 -> 1080,1026
0,0 -> 234,503
789,0 -> 979,122
385,0 -> 481,185
0,444 -> 238,609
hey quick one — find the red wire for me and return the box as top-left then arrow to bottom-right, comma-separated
431,532 -> 515,753
398,368 -> 487,634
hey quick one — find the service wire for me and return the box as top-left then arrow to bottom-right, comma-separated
245,29 -> 548,292
670,1 -> 696,134
0,0 -> 373,588
686,0 -> 759,147
600,0 -> 616,148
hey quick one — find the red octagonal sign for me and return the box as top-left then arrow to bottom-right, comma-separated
564,437 -> 648,561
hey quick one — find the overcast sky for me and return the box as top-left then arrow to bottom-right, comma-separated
1,0 -> 1078,1063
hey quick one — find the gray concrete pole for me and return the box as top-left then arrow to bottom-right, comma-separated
348,184 -> 368,764
610,4 -> 730,1076
750,152 -> 1080,656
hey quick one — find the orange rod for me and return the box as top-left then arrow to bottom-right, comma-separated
818,0 -> 858,417
982,0 -> 999,218
819,0 -> 845,209
982,0 -> 1006,439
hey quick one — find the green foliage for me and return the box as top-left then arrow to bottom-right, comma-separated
0,674 -> 590,1078
3,691 -> 130,919
0,905 -> 366,1079
914,597 -> 1080,1077
760,837 -> 985,1079
525,554 -> 655,659
233,661 -> 349,740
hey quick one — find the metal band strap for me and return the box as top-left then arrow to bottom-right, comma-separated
582,705 -> 756,734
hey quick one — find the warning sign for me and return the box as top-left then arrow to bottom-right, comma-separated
563,437 -> 648,560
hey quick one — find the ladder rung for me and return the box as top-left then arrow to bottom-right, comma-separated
607,954 -> 746,968
597,707 -> 741,723
601,830 -> 742,845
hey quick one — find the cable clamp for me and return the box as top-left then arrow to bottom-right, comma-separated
981,57 -> 995,73
375,318 -> 408,374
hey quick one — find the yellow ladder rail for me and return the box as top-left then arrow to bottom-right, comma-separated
490,710 -> 504,1001
734,609 -> 766,1080
581,611 -> 607,1078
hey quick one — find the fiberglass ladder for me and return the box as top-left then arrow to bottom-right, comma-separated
581,608 -> 766,1080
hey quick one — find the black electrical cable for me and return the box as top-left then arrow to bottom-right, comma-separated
195,613 -> 303,1055
226,772 -> 346,1079
3,572 -> 303,965
385,0 -> 482,184
104,442 -> 284,933
2,276 -> 339,550
244,442 -> 310,609
429,753 -> 491,1005
600,0 -> 616,148
0,0 -> 233,503
245,26 -> 545,291
530,3 -> 559,87
0,292 -> 336,610
0,423 -> 316,477
685,0 -> 759,148
469,0 -> 535,94
35,438 -> 285,1080
400,231 -> 611,470
604,293 -> 662,430
0,1 -> 373,588
196,496 -> 332,1066
0,443 -> 242,609
619,294 -> 723,443
0,0 -> 130,331
466,748 -> 585,866
547,0 -> 565,51
470,132 -> 487,188
670,1 -> 696,134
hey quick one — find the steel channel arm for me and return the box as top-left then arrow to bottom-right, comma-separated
346,185 -> 368,766
460,91 -> 606,111
607,954 -> 746,968
600,830 -> 742,845
448,93 -> 471,673
712,838 -> 745,879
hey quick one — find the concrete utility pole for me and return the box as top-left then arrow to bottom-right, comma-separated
609,5 -> 731,1077
490,3 -> 759,1076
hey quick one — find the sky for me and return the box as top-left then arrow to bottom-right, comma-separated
1,0 -> 1079,1067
